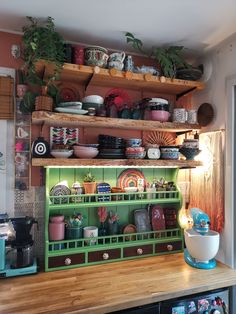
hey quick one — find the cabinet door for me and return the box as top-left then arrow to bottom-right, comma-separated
155,241 -> 182,253
48,253 -> 85,268
123,244 -> 153,258
88,248 -> 121,263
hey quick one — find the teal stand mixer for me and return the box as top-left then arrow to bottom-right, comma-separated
0,213 -> 38,278
184,208 -> 220,269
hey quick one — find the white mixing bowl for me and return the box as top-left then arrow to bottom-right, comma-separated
184,228 -> 219,263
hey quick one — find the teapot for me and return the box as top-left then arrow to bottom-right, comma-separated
109,51 -> 126,63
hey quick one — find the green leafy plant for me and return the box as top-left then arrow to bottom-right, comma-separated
125,32 -> 191,78
83,171 -> 96,182
22,16 -> 65,86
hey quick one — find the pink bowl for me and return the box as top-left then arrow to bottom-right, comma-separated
150,110 -> 170,122
74,149 -> 99,159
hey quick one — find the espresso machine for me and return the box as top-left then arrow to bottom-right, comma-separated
0,213 -> 38,278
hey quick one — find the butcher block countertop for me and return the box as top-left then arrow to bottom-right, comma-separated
1,253 -> 236,314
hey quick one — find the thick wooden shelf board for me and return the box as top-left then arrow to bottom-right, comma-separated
32,158 -> 202,168
32,111 -> 201,132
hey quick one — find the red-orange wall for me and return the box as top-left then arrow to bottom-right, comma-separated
0,31 -> 23,69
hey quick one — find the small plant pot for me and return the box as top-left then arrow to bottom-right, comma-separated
83,182 -> 97,194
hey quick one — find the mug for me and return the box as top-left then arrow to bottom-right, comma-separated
109,51 -> 126,63
173,108 -> 187,123
83,226 -> 98,245
187,109 -> 198,124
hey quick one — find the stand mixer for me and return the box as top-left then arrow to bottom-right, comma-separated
0,213 -> 38,278
184,207 -> 220,269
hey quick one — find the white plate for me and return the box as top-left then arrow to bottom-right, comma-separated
57,101 -> 82,108
55,107 -> 88,115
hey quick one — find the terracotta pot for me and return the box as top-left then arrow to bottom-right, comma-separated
83,181 -> 97,194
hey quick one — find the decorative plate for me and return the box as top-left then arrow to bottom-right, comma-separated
151,205 -> 166,231
122,224 -> 137,241
104,88 -> 132,111
58,83 -> 80,102
50,183 -> 71,204
117,169 -> 146,189
134,209 -> 151,233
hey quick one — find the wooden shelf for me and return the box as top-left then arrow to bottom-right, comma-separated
32,158 -> 202,168
32,111 -> 201,132
36,60 -> 205,97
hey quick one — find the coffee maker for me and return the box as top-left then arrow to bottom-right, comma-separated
0,213 -> 38,278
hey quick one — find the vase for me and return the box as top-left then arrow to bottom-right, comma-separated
108,221 -> 119,236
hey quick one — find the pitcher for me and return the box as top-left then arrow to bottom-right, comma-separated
109,51 -> 126,63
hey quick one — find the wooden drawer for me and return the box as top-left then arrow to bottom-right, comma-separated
155,240 -> 182,253
48,253 -> 85,268
123,244 -> 153,258
88,248 -> 121,263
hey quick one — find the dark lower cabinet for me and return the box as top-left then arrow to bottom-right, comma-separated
155,240 -> 182,253
123,244 -> 153,258
88,248 -> 121,263
48,253 -> 85,268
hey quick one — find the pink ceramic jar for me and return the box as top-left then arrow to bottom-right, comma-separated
150,110 -> 170,122
49,215 -> 65,241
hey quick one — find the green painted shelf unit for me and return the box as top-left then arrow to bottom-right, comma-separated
45,166 -> 184,272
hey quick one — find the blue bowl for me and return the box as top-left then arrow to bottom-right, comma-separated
179,147 -> 201,160
126,138 -> 142,147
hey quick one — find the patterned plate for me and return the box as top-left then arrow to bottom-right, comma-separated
50,184 -> 71,204
117,169 -> 146,189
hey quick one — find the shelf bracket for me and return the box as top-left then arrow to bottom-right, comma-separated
176,87 -> 197,101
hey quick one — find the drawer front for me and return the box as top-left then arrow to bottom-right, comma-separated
88,249 -> 121,263
123,244 -> 153,258
155,240 -> 182,253
48,253 -> 85,268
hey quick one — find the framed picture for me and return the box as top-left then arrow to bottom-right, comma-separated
50,127 -> 79,147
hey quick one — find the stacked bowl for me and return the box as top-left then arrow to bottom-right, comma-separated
82,95 -> 104,115
73,144 -> 99,159
179,139 -> 201,160
125,138 -> 146,159
148,98 -> 170,122
98,134 -> 125,159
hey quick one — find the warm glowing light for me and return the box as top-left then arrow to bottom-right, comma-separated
178,208 -> 193,229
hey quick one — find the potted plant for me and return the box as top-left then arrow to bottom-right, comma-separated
125,32 -> 191,78
83,171 -> 97,194
21,16 -> 64,111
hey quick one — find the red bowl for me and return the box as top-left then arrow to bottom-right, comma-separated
150,110 -> 170,122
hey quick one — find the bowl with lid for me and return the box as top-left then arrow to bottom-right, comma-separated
160,146 -> 180,160
150,110 -> 170,122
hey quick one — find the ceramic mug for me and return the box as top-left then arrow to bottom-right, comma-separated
109,51 -> 125,63
83,226 -> 98,245
187,109 -> 198,124
173,108 -> 187,123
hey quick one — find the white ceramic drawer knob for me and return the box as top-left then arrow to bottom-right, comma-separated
137,248 -> 143,255
167,244 -> 173,251
65,257 -> 72,265
103,253 -> 109,260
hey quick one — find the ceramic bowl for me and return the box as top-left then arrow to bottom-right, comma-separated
160,146 -> 179,160
179,147 -> 201,160
126,138 -> 142,147
150,110 -> 170,122
82,95 -> 104,105
73,148 -> 99,159
124,187 -> 138,193
50,150 -> 73,158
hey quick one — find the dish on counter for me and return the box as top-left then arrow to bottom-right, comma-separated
122,224 -> 137,241
54,107 -> 88,115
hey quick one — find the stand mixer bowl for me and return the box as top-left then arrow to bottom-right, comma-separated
184,228 -> 219,263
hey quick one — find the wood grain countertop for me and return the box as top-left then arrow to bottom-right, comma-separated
1,253 -> 236,314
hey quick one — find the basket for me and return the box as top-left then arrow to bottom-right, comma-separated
35,95 -> 53,111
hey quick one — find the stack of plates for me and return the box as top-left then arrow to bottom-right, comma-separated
98,134 -> 125,159
55,101 -> 88,115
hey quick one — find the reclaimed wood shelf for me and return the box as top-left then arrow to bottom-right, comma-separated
36,60 -> 205,97
32,111 -> 201,132
32,158 -> 202,168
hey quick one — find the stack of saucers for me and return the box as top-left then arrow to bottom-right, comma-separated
98,134 -> 125,159
125,138 -> 146,159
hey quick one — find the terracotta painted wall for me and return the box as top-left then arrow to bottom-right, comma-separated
0,31 -> 23,69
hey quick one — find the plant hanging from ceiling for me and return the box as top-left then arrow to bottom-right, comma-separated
125,32 -> 191,78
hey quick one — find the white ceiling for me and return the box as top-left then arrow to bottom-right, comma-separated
0,0 -> 236,60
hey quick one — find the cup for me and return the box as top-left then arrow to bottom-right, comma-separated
146,187 -> 156,199
187,109 -> 198,124
109,51 -> 125,63
83,226 -> 98,245
173,108 -> 187,123
49,221 -> 65,241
